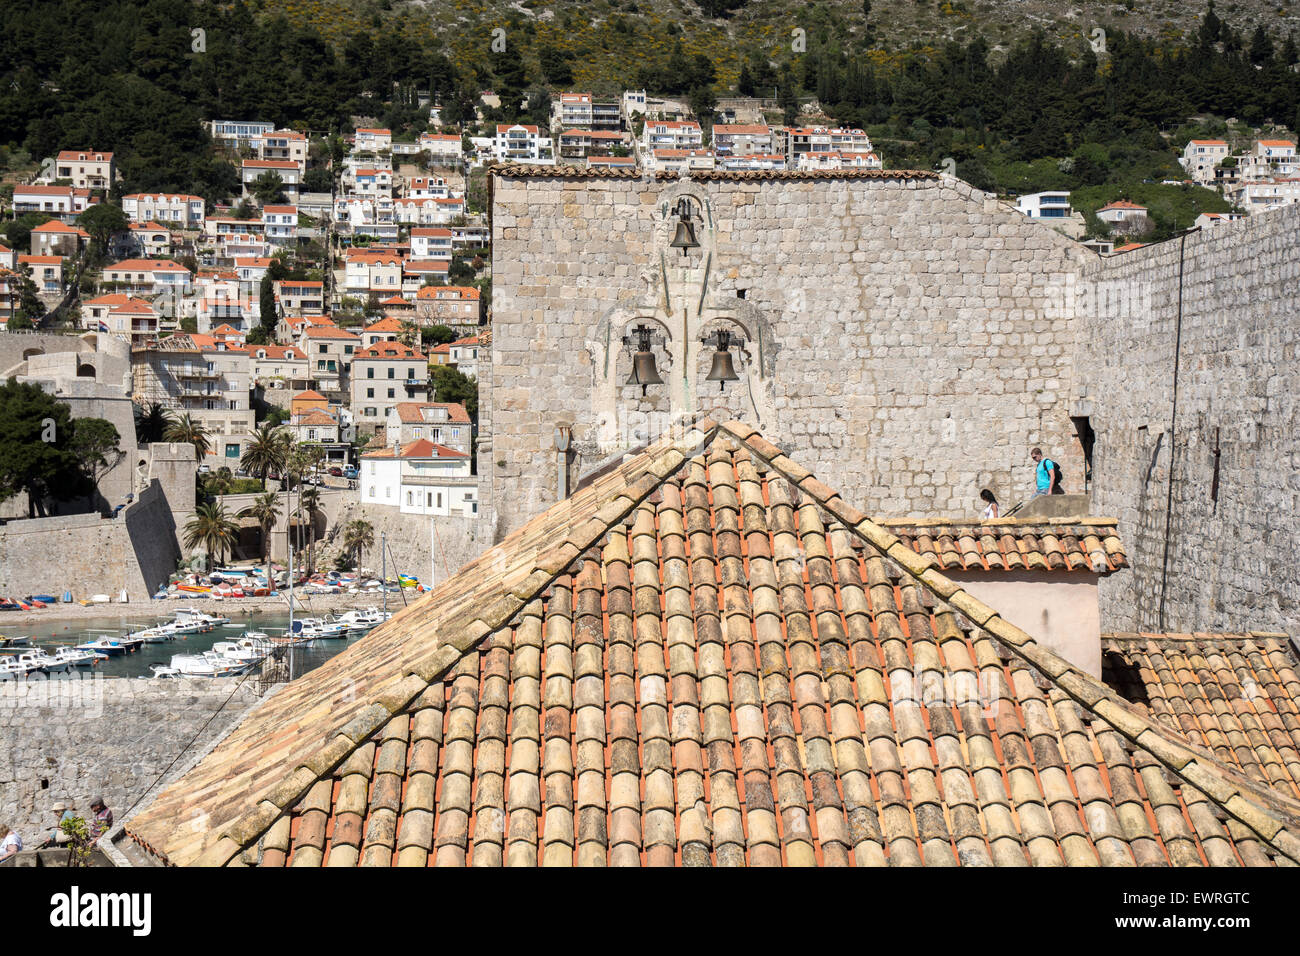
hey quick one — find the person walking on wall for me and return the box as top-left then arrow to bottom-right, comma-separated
1030,447 -> 1062,497
979,489 -> 999,520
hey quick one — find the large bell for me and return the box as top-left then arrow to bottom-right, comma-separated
669,218 -> 699,255
705,330 -> 740,390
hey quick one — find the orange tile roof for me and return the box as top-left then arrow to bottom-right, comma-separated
363,316 -> 405,332
410,228 -> 452,237
354,341 -> 423,360
250,345 -> 305,360
714,124 -> 771,136
85,294 -> 154,314
360,437 -> 466,459
292,389 -> 327,401
31,221 -> 89,235
875,517 -> 1128,574
124,420 -> 1300,868
294,409 -> 338,426
243,159 -> 300,169
57,150 -> 113,162
392,401 -> 471,424
1098,200 -> 1147,211
1102,632 -> 1300,801
1258,140 -> 1296,147
105,258 -> 190,273
19,255 -> 62,265
262,205 -> 297,214
415,285 -> 480,300
302,326 -> 360,340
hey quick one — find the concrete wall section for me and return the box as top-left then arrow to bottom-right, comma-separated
946,569 -> 1102,677
1076,204 -> 1300,633
487,172 -> 1091,540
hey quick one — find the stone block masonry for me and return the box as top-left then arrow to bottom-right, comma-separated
1077,203 -> 1300,633
0,676 -> 267,845
485,169 -> 1091,542
0,479 -> 180,600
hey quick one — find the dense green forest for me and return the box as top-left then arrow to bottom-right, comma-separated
0,0 -> 1293,233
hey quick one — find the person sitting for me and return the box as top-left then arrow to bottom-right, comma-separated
88,797 -> 113,843
39,803 -> 76,847
979,488 -> 999,520
0,825 -> 22,862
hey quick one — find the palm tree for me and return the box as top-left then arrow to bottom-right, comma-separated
341,519 -> 374,574
397,319 -> 420,348
164,413 -> 211,462
300,486 -> 322,574
239,491 -> 280,590
241,423 -> 289,487
134,402 -> 173,445
182,502 -> 239,570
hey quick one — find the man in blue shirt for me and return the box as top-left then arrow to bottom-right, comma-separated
1031,447 -> 1059,496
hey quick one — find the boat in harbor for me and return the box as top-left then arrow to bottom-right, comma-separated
0,657 -> 35,679
0,635 -> 32,649
75,636 -> 137,657
50,647 -> 100,669
15,649 -> 71,674
331,607 -> 392,631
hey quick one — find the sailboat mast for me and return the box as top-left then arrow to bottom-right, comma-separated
382,531 -> 387,615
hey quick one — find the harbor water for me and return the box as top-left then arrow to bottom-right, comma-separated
5,610 -> 369,679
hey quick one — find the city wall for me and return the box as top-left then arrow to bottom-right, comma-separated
1076,203 -> 1300,632
0,480 -> 180,600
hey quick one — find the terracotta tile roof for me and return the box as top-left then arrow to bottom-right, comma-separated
57,150 -> 112,162
123,421 -> 1300,867
293,409 -> 338,427
250,345 -> 305,360
292,390 -> 326,401
361,438 -> 466,459
1098,200 -> 1147,211
20,255 -> 63,265
714,124 -> 772,136
363,316 -> 405,333
105,258 -> 190,273
355,342 -> 423,360
302,326 -> 360,340
416,285 -> 479,300
392,401 -> 471,424
1258,140 -> 1296,147
490,164 -> 937,182
31,221 -> 89,235
875,517 -> 1127,574
1103,632 -> 1300,802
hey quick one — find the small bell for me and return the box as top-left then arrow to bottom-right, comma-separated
626,325 -> 663,396
668,198 -> 700,257
705,330 -> 740,391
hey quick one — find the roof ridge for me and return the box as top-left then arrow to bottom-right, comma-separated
713,419 -> 1300,864
178,418 -> 722,866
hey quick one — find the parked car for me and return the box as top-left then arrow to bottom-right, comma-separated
328,467 -> 343,477
343,465 -> 358,480
197,464 -> 211,474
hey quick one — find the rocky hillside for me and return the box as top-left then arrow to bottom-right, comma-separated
269,0 -> 1300,89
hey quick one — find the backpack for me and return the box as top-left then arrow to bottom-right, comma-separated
1044,459 -> 1065,493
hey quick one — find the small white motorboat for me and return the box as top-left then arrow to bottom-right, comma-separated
50,647 -> 99,668
16,649 -> 70,674
174,608 -> 230,628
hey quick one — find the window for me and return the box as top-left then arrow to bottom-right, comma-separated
387,388 -> 394,399
387,367 -> 395,379
427,493 -> 432,506
414,427 -> 422,438
366,388 -> 374,398
319,344 -> 327,353
385,486 -> 391,498
451,428 -> 460,438
436,493 -> 442,507
406,491 -> 412,506
225,444 -> 240,457
367,367 -> 374,378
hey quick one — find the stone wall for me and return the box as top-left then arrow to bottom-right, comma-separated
486,170 -> 1091,540
1076,203 -> 1300,632
322,501 -> 492,588
0,676 -> 268,843
0,479 -> 179,600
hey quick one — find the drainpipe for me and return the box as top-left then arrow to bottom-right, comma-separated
1157,233 -> 1187,631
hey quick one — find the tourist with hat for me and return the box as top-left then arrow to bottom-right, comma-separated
39,802 -> 77,847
